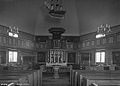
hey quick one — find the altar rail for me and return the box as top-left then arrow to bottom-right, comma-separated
70,70 -> 120,86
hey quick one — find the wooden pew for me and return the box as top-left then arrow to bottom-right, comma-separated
71,70 -> 120,86
91,80 -> 120,86
83,77 -> 120,86
71,70 -> 78,86
0,72 -> 33,86
0,69 -> 43,86
80,72 -> 120,86
0,70 -> 34,85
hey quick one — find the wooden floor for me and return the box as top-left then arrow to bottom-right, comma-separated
42,73 -> 70,86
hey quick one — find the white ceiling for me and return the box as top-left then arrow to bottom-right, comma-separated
0,0 -> 120,36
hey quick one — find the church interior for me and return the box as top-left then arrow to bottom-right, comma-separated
0,0 -> 120,86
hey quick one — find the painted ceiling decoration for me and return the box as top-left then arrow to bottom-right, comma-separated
44,0 -> 66,19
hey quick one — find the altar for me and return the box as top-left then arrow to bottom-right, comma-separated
46,49 -> 67,66
46,49 -> 67,79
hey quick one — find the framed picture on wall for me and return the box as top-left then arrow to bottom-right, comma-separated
68,52 -> 76,64
22,56 -> 35,64
112,51 -> 120,66
37,52 -> 46,62
0,51 -> 6,64
80,53 -> 91,66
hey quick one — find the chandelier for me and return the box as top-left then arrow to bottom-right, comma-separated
44,0 -> 66,19
7,26 -> 19,38
96,24 -> 111,38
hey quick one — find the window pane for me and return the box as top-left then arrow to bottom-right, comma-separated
101,52 -> 105,62
13,34 -> 18,38
13,52 -> 17,62
9,51 -> 17,62
96,52 -> 100,62
9,51 -> 12,62
9,32 -> 13,37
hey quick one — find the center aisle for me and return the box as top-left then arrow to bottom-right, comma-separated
42,73 -> 70,86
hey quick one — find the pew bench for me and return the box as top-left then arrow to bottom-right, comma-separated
91,80 -> 120,86
70,70 -> 120,86
0,69 -> 43,86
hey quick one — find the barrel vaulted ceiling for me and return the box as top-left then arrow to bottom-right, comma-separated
0,0 -> 120,36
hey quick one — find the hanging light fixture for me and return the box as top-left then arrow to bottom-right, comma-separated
44,0 -> 66,19
7,26 -> 19,38
96,24 -> 111,38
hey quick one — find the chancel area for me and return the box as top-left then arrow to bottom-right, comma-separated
0,0 -> 120,86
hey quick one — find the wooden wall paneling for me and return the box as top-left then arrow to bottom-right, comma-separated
1,35 -> 3,46
116,33 -> 120,42
5,36 -> 8,46
36,43 -> 39,49
91,40 -> 95,47
112,51 -> 120,66
107,36 -> 114,44
86,41 -> 90,47
19,31 -> 35,41
67,42 -> 73,49
24,40 -> 27,48
102,37 -> 106,45
31,41 -> 35,49
18,39 -> 21,48
24,40 -> 27,49
0,51 -> 6,64
68,52 -> 76,64
26,40 -> 29,49
15,38 -> 18,47
3,36 -> 6,45
13,38 -> 15,47
80,53 -> 91,66
73,42 -> 78,49
0,27 -> 2,33
33,71 -> 37,86
82,41 -> 85,48
37,52 -> 46,63
28,73 -> 33,86
9,37 -> 12,46
22,40 -> 25,48
2,26 -> 8,35
29,41 -> 32,49
27,40 -> 30,49
0,35 -> 2,44
96,39 -> 100,46
78,43 -> 81,49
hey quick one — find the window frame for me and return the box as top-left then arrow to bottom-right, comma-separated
9,51 -> 18,62
95,51 -> 106,63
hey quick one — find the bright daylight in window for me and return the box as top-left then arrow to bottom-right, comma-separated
95,51 -> 105,63
9,51 -> 18,62
9,32 -> 18,38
